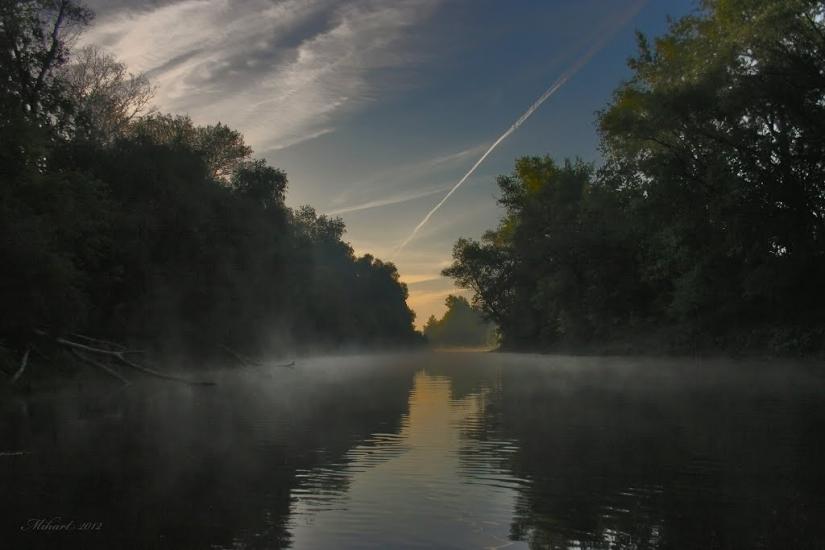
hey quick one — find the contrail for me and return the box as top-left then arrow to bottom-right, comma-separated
395,0 -> 647,253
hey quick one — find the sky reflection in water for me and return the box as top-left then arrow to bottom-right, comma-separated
3,353 -> 825,549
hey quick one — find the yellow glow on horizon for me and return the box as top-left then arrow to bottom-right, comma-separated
348,240 -> 468,330
407,287 -> 473,329
399,274 -> 441,285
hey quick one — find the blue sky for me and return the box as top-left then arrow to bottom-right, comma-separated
83,0 -> 694,326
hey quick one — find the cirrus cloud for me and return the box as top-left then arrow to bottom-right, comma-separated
82,0 -> 441,151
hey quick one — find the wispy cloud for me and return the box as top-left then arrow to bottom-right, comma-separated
329,142 -> 487,207
82,0 -> 441,151
424,143 -> 489,168
326,185 -> 448,216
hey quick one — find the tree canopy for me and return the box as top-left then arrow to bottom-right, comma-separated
445,0 -> 825,355
0,0 -> 420,365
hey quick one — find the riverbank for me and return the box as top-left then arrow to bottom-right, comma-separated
496,323 -> 825,360
0,337 -> 429,393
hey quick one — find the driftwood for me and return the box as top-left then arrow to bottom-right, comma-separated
16,331 -> 293,385
56,338 -> 215,386
10,349 -> 30,385
70,333 -> 125,350
221,345 -> 295,369
70,349 -> 131,385
70,333 -> 146,354
220,345 -> 262,367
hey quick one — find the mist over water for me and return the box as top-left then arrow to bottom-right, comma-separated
3,352 -> 825,549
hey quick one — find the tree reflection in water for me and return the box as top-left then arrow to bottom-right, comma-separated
1,355 -> 419,549
437,354 -> 825,550
2,353 -> 825,549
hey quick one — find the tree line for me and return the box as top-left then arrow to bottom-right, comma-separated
0,0 -> 420,374
444,0 -> 825,355
423,295 -> 496,349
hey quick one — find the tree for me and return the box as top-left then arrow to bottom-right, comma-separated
59,45 -> 154,141
445,0 -> 825,354
0,0 -> 423,368
445,158 -> 644,349
0,0 -> 93,120
129,114 -> 252,180
231,159 -> 287,210
423,295 -> 495,348
599,0 -> 825,342
442,234 -> 513,328
286,206 -> 419,348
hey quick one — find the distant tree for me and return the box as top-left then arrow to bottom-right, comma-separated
423,295 -> 496,348
442,234 -> 513,328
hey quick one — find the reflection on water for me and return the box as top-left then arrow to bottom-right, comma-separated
2,352 -> 825,549
289,371 -> 523,549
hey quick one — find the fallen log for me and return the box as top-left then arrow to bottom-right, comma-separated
56,338 -> 215,386
116,353 -> 216,386
70,334 -> 146,355
70,349 -> 131,385
10,349 -> 30,385
70,333 -> 127,351
220,345 -> 263,367
0,451 -> 31,457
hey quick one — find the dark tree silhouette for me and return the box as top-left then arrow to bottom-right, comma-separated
445,0 -> 825,355
423,295 -> 496,348
0,0 -> 420,380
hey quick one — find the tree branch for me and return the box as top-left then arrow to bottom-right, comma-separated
220,344 -> 260,367
33,0 -> 68,97
56,338 -> 215,386
70,349 -> 131,385
10,349 -> 30,385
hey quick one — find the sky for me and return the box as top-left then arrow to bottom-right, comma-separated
82,0 -> 694,327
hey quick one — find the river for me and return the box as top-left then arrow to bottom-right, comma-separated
2,352 -> 824,549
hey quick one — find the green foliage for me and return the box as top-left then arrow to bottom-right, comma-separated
602,0 -> 825,343
423,295 -> 496,348
445,0 -> 825,354
445,158 -> 644,350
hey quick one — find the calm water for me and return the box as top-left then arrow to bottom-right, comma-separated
2,352 -> 825,549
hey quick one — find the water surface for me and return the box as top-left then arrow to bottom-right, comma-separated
2,352 -> 824,549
